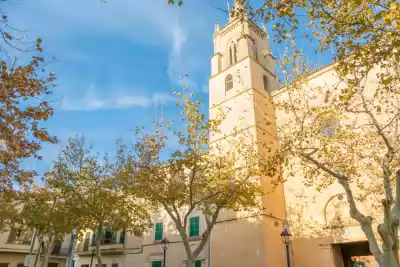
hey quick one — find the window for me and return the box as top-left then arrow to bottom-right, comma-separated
0,264 -> 8,267
253,44 -> 257,61
155,223 -> 163,241
92,229 -> 116,245
83,232 -> 91,251
119,231 -> 125,244
229,46 -> 233,66
7,228 -> 33,245
104,230 -> 113,243
321,119 -> 339,138
189,216 -> 200,237
48,263 -> 58,267
225,75 -> 233,91
233,43 -> 237,63
81,265 -> 89,267
17,264 -> 24,267
111,264 -> 118,267
51,240 -> 62,255
152,261 -> 162,267
102,228 -> 116,244
229,42 -> 238,66
263,75 -> 268,91
92,231 -> 98,245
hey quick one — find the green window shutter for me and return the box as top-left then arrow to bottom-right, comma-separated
152,261 -> 162,267
155,223 -> 163,241
189,217 -> 199,237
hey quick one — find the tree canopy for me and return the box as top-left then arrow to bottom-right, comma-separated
120,89 -> 265,267
50,135 -> 154,266
0,3 -> 57,192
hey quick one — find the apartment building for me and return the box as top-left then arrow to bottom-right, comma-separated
0,226 -> 72,267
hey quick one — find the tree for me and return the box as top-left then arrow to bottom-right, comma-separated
50,135 -> 153,267
121,89 -> 264,267
16,183 -> 79,267
0,6 -> 57,191
272,53 -> 400,267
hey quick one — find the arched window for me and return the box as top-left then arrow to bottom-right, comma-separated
253,44 -> 257,61
229,42 -> 238,66
225,75 -> 233,91
233,43 -> 237,63
263,75 -> 268,91
315,112 -> 340,138
321,119 -> 340,138
229,46 -> 233,66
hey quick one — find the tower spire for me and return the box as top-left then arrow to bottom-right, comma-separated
229,0 -> 247,22
214,20 -> 220,34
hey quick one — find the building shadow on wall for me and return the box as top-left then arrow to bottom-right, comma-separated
287,193 -> 376,267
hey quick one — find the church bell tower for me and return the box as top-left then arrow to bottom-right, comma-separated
208,1 -> 288,267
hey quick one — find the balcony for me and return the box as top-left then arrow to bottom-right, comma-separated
7,228 -> 33,245
91,238 -> 118,246
51,246 -> 69,257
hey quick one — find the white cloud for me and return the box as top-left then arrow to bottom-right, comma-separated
115,96 -> 152,107
61,84 -> 175,111
152,93 -> 175,104
5,0 -> 213,96
167,19 -> 189,86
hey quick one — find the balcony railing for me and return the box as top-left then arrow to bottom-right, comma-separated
91,238 -> 118,246
51,247 -> 70,256
7,228 -> 33,245
8,239 -> 32,245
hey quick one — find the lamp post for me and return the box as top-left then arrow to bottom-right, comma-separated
280,228 -> 292,267
161,238 -> 169,267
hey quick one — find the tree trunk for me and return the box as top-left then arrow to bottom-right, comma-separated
186,258 -> 194,267
121,232 -> 126,267
40,250 -> 50,267
40,235 -> 56,267
382,250 -> 399,267
95,223 -> 103,267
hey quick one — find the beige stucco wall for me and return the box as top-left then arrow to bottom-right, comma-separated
272,64 -> 390,267
0,228 -> 70,267
75,209 -> 210,267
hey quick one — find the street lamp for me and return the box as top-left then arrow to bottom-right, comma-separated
161,237 -> 169,267
280,228 -> 292,267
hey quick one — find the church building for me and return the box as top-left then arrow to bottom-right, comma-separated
0,1 -> 379,267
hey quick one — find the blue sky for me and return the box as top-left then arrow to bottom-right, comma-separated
3,0 -> 331,177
